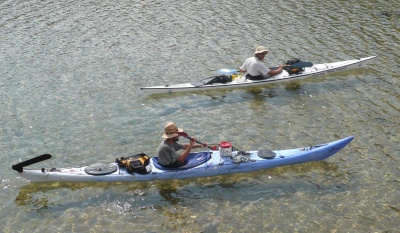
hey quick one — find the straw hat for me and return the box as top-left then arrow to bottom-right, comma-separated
254,46 -> 269,55
162,122 -> 183,138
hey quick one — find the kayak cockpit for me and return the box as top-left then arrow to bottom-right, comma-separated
152,151 -> 212,170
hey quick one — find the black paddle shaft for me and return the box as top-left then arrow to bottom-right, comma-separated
12,154 -> 52,172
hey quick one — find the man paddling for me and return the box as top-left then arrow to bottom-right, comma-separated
239,46 -> 284,80
157,122 -> 208,167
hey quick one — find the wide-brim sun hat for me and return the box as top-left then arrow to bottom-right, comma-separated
162,122 -> 183,138
254,46 -> 269,55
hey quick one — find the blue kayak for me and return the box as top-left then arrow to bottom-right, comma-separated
14,136 -> 354,182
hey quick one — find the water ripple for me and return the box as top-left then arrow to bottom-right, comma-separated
1,0 -> 399,232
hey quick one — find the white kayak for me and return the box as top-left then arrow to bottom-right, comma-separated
140,56 -> 377,94
13,136 -> 354,183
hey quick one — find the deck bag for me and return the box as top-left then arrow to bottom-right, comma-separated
284,58 -> 303,75
116,153 -> 150,174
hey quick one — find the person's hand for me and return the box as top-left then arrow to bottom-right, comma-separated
189,137 -> 197,147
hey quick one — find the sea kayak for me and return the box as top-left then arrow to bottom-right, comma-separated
140,56 -> 376,94
13,136 -> 354,183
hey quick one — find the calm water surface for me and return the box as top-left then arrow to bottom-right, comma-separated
1,0 -> 399,232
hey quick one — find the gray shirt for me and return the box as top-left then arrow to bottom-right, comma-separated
157,140 -> 184,166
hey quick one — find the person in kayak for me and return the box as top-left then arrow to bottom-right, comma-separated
239,46 -> 284,80
157,122 -> 207,167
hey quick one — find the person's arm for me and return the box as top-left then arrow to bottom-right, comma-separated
239,59 -> 248,73
181,136 -> 208,149
177,138 -> 196,163
267,65 -> 284,77
192,143 -> 207,148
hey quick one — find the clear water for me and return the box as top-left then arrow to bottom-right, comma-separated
1,0 -> 399,232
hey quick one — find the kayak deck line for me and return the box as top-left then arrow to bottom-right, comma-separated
14,136 -> 354,183
140,56 -> 377,94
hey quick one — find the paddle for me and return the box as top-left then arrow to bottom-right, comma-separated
12,154 -> 52,172
290,61 -> 313,68
176,132 -> 218,150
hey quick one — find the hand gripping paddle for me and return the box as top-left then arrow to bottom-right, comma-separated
176,132 -> 218,150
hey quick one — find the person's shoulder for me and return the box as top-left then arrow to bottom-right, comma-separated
243,56 -> 256,64
158,140 -> 169,148
243,56 -> 251,60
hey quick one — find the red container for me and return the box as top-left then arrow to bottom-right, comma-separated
219,142 -> 232,156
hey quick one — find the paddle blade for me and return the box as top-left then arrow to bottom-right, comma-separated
12,154 -> 52,172
217,69 -> 239,75
290,61 -> 313,69
176,132 -> 189,138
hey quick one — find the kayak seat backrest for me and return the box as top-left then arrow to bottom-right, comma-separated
152,151 -> 212,170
